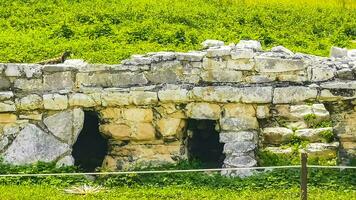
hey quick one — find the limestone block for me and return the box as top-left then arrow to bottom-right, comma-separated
240,87 -> 273,103
256,105 -> 270,119
0,113 -> 17,123
320,81 -> 356,89
312,104 -> 330,119
19,113 -> 42,121
131,123 -> 156,141
262,127 -> 293,144
158,89 -> 189,103
310,67 -> 335,82
220,117 -> 259,131
130,91 -> 158,105
100,123 -> 131,140
4,64 -> 21,77
0,91 -> 13,101
223,141 -> 256,155
336,68 -> 353,80
245,75 -> 275,83
277,73 -> 307,83
271,46 -> 294,56
330,46 -> 347,58
156,118 -> 186,138
226,59 -> 254,70
305,142 -> 339,159
231,49 -> 254,59
76,72 -> 148,88
176,52 -> 206,61
102,155 -> 117,170
223,104 -> 255,118
43,71 -> 73,91
235,40 -> 262,51
22,64 -> 42,78
201,40 -> 224,49
3,124 -> 70,165
99,108 -> 122,120
149,52 -> 176,62
319,89 -> 354,101
145,61 -> 183,84
15,94 -> 43,110
122,108 -> 153,122
191,86 -> 241,103
289,105 -> 313,119
202,58 -> 225,70
295,127 -> 333,142
0,78 -> 11,90
69,93 -> 96,107
206,46 -> 231,57
201,69 -> 243,83
263,147 -> 294,155
223,155 -> 257,167
102,92 -> 130,106
186,103 -> 221,119
219,131 -> 257,143
273,87 -> 317,104
0,102 -> 15,112
14,79 -> 43,91
255,57 -> 305,73
43,94 -> 68,110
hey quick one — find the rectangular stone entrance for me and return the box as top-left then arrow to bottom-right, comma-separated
186,119 -> 225,168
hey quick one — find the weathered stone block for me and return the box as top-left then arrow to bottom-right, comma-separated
156,118 -> 186,138
145,61 -> 183,84
235,40 -> 262,51
130,91 -> 158,105
201,40 -> 224,49
223,104 -> 255,118
226,59 -> 254,70
256,105 -> 270,119
219,131 -> 257,143
100,123 -> 131,140
14,79 -> 43,91
102,92 -> 130,106
0,102 -> 16,112
206,46 -> 231,57
240,87 -> 273,103
43,71 -> 73,91
305,142 -> 338,159
273,87 -> 317,104
76,72 -> 148,87
223,141 -> 256,155
311,67 -> 335,82
186,103 -> 221,119
220,117 -> 259,131
69,93 -> 96,107
43,94 -> 68,110
99,108 -> 122,120
0,113 -> 17,123
191,86 -> 241,103
176,52 -> 206,61
132,123 -> 156,141
158,89 -> 189,103
15,94 -> 43,110
201,69 -> 242,83
0,78 -> 11,90
262,127 -> 293,144
122,108 -> 153,122
255,57 -> 305,73
295,127 -> 333,142
231,49 -> 254,59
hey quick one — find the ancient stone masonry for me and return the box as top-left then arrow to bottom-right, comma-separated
0,39 -> 355,177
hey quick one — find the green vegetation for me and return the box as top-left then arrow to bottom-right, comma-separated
303,114 -> 333,129
0,0 -> 355,64
0,185 -> 355,200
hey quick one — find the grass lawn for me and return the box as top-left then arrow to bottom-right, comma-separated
0,185 -> 355,200
0,0 -> 355,63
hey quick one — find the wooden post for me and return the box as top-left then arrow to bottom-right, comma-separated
300,152 -> 308,200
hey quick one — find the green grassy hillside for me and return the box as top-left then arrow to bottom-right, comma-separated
0,0 -> 355,64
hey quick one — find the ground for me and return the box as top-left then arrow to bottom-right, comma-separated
0,186 -> 355,200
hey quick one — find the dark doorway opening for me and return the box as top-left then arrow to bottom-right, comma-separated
187,119 -> 225,168
72,111 -> 108,172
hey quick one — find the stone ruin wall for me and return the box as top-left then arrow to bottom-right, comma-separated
0,40 -> 355,176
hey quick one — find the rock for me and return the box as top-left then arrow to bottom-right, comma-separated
43,71 -> 74,91
220,117 -> 259,131
4,64 -> 21,77
43,94 -> 68,110
312,104 -> 330,119
289,105 -> 313,119
131,123 -> 156,141
15,94 -> 43,110
273,86 -> 317,103
336,68 -> 354,80
206,46 -> 231,57
122,108 -> 153,122
295,127 -> 333,142
0,102 -> 15,112
14,79 -> 43,91
176,52 -> 206,61
99,108 -> 122,120
262,127 -> 293,144
330,46 -> 347,58
3,124 -> 69,165
263,147 -> 294,155
256,105 -> 270,119
102,155 -> 117,170
191,86 -> 240,103
305,142 -> 339,159
186,103 -> 221,119
235,40 -> 262,51
100,123 -> 131,140
310,66 -> 335,82
19,113 -> 42,121
56,155 -> 74,167
156,118 -> 186,138
102,92 -> 130,106
69,93 -> 96,107
255,57 -> 305,73
201,40 -> 224,49
129,91 -> 158,105
44,111 -> 72,144
226,59 -> 254,70
76,72 -> 148,88
201,69 -> 242,82
223,155 -> 257,167
145,61 -> 183,84
0,78 -> 11,90
100,122 -> 156,141
219,131 -> 257,143
0,92 -> 13,101
223,104 -> 255,118
72,108 -> 84,143
0,114 -> 17,123
231,49 -> 254,59
240,87 -> 273,103
271,46 -> 294,56
320,81 -> 356,89
223,141 -> 256,155
158,88 -> 189,103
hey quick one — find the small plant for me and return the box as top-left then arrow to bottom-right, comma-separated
303,114 -> 333,128
64,184 -> 105,195
319,129 -> 334,143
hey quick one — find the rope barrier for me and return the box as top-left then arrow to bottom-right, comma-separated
0,165 -> 354,177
